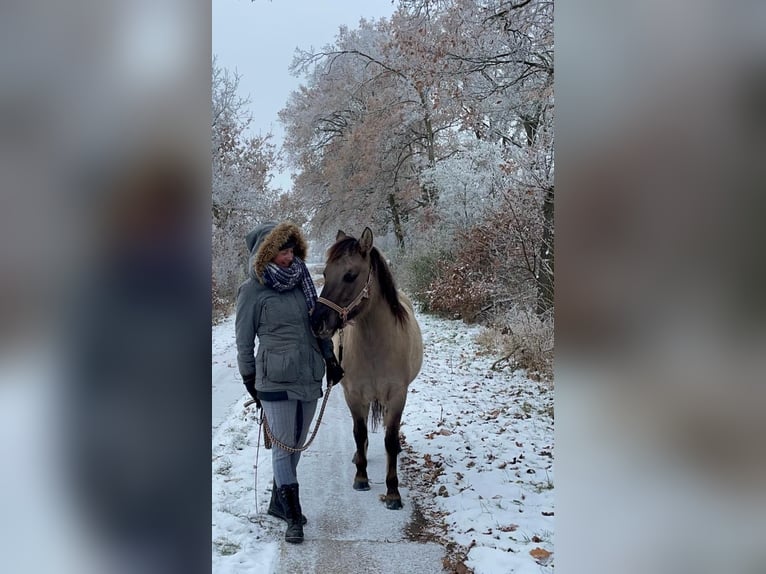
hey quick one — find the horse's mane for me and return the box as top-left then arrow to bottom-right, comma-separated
327,238 -> 409,326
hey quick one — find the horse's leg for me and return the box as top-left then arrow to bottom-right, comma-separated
383,394 -> 406,509
350,403 -> 371,491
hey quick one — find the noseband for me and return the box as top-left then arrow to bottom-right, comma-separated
316,268 -> 372,326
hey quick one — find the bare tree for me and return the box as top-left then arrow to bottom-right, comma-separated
211,59 -> 284,316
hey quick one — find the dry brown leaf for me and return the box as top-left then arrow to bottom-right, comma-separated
530,547 -> 552,560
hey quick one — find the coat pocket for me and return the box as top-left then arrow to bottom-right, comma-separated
264,348 -> 300,383
310,349 -> 325,382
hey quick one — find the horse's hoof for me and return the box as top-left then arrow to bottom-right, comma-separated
385,498 -> 403,510
353,480 -> 370,491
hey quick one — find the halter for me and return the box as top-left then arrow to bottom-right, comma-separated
316,267 -> 372,326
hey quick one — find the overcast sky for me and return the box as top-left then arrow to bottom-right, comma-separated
212,0 -> 398,190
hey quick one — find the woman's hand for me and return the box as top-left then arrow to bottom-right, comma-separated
325,356 -> 344,387
243,374 -> 261,408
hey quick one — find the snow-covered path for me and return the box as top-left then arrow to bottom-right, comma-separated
212,308 -> 554,573
211,312 -> 446,573
211,314 -> 243,434
268,387 -> 446,573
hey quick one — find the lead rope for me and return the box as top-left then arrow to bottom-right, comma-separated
253,414 -> 262,516
245,381 -> 335,454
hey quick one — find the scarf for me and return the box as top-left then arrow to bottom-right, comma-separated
262,256 -> 318,312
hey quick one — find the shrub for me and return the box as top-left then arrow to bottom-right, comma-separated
398,248 -> 451,312
212,275 -> 236,323
420,225 -> 507,321
476,307 -> 554,381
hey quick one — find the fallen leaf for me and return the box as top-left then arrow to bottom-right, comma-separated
530,547 -> 552,562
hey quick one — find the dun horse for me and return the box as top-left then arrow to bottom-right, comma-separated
311,228 -> 423,509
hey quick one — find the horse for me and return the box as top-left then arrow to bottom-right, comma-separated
310,227 -> 423,510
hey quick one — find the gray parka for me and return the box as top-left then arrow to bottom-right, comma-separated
235,221 -> 326,402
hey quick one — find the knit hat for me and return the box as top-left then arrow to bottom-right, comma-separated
279,237 -> 297,251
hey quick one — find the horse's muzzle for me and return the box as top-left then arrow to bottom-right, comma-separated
310,309 -> 336,340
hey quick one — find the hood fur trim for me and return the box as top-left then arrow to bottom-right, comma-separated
253,221 -> 308,281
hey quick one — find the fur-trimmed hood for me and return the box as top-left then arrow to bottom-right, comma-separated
245,221 -> 308,282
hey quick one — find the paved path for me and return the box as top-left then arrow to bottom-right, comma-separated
272,387 -> 446,573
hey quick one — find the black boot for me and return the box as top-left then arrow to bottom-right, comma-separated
276,483 -> 304,544
268,480 -> 307,525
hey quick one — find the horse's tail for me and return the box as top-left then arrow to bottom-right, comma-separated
369,400 -> 384,432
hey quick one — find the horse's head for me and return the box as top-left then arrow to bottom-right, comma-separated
310,228 -> 375,339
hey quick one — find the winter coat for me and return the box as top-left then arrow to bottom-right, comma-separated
235,221 -> 325,402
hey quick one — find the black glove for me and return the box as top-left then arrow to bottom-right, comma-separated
243,374 -> 261,408
325,355 -> 344,387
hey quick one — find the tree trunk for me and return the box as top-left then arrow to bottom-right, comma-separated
535,184 -> 554,316
418,87 -> 438,206
388,192 -> 406,251
522,115 -> 538,146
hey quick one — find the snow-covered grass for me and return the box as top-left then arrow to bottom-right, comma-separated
400,312 -> 554,573
212,308 -> 554,573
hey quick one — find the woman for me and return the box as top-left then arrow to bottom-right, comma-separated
235,221 -> 343,544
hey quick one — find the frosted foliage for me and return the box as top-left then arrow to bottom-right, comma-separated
211,59 -> 283,312
281,17 -> 458,243
279,0 -> 553,315
421,139 -> 503,232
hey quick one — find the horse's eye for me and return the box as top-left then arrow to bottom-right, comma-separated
343,272 -> 358,283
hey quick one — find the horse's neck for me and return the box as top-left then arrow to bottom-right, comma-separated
356,279 -> 395,330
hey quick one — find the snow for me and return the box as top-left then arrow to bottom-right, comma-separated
212,308 -> 554,573
212,313 -> 242,433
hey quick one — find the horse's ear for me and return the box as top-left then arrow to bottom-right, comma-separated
359,227 -> 373,254
336,230 -> 347,241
